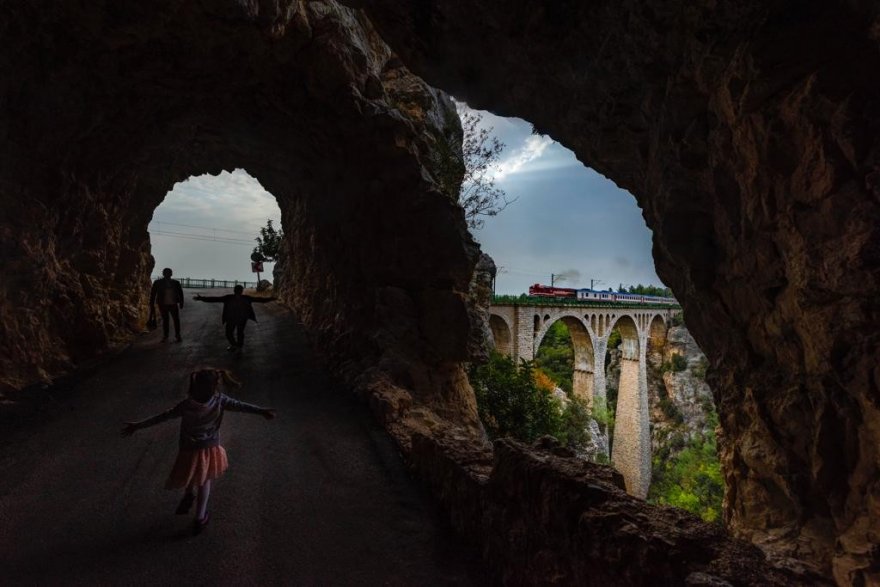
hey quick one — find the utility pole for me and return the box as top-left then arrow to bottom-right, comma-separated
551,273 -> 556,287
590,278 -> 603,291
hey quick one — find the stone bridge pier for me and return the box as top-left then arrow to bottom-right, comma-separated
488,303 -> 677,498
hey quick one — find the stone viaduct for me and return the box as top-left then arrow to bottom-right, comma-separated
489,300 -> 680,498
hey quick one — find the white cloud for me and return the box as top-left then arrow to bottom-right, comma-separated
492,135 -> 555,180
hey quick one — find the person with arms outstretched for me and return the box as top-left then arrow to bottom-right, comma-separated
149,267 -> 184,342
121,368 -> 276,534
193,285 -> 277,351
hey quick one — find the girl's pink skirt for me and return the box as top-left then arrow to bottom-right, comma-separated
165,445 -> 228,490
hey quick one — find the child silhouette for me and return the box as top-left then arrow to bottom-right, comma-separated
122,368 -> 276,534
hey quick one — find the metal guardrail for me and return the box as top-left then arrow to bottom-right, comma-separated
151,277 -> 261,289
491,294 -> 681,310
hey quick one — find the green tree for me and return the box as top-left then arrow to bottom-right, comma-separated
469,352 -> 597,454
433,108 -> 515,230
620,283 -> 673,297
558,395 -> 592,449
252,219 -> 283,263
469,353 -> 562,442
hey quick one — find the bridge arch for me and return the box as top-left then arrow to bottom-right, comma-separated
535,315 -> 595,401
648,314 -> 667,350
488,313 -> 514,357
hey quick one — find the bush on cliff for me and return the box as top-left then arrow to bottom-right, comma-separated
469,352 -> 592,450
469,352 -> 563,442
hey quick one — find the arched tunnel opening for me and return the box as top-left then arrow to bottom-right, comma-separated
2,2 -> 879,585
149,170 -> 283,286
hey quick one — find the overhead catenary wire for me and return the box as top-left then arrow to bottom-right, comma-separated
149,219 -> 266,236
148,218 -> 282,248
149,229 -> 256,247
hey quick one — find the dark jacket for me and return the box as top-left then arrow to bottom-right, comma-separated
134,393 -> 267,449
150,277 -> 184,307
197,294 -> 275,324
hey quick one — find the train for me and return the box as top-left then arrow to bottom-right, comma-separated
527,283 -> 678,305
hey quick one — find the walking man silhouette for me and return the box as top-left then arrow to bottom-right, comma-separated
194,285 -> 276,351
150,268 -> 185,342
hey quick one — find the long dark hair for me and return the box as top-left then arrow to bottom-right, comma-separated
188,368 -> 241,402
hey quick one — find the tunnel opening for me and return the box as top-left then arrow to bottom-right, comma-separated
148,169 -> 283,287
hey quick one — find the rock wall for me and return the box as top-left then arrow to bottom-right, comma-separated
338,1 -> 880,581
411,432 -> 826,586
647,326 -> 716,452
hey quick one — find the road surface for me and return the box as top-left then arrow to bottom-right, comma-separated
0,289 -> 485,585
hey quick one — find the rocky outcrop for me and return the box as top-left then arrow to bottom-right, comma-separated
338,2 -> 880,581
411,432 -> 826,586
648,326 -> 715,451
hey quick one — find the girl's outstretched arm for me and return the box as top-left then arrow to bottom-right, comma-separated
221,395 -> 276,420
121,402 -> 184,436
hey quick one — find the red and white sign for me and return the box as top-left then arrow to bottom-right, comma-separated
251,262 -> 264,273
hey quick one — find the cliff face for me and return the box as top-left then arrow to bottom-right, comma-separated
338,2 -> 880,581
648,326 -> 715,450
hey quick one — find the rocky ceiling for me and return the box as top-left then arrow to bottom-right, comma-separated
1,1 -> 877,584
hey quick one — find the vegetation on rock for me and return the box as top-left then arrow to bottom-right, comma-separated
661,353 -> 689,373
648,408 -> 723,522
469,352 -> 591,450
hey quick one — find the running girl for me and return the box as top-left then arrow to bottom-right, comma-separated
122,368 -> 276,534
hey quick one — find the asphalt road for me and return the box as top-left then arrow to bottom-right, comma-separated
0,289 -> 485,585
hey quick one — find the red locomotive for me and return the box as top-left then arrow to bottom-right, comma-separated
528,283 -> 577,298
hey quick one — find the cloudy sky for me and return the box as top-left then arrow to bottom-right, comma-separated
149,170 -> 281,282
148,105 -> 663,293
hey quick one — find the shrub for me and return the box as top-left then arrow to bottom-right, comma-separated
558,395 -> 592,449
533,368 -> 558,393
670,353 -> 688,372
648,397 -> 724,523
606,328 -> 621,350
469,353 -> 564,442
658,398 -> 685,424
691,356 -> 709,380
469,353 -> 596,454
